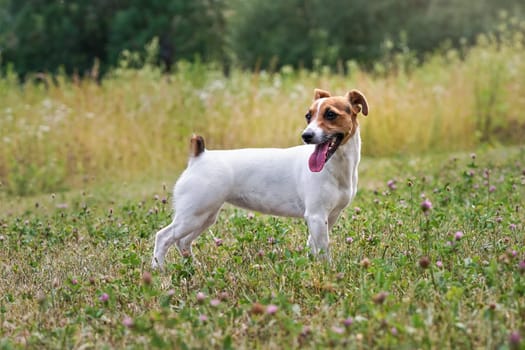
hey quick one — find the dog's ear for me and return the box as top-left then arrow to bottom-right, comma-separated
346,89 -> 369,116
314,89 -> 331,100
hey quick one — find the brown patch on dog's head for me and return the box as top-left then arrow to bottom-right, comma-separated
346,89 -> 368,116
314,88 -> 331,100
190,134 -> 205,157
307,88 -> 369,145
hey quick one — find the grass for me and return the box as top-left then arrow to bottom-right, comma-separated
1,146 -> 524,349
1,26 -> 525,196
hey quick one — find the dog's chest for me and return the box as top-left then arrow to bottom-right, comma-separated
322,150 -> 359,209
331,181 -> 353,211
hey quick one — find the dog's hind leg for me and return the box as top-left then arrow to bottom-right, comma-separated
152,204 -> 223,269
152,220 -> 177,269
152,154 -> 231,269
176,209 -> 221,257
152,214 -> 207,269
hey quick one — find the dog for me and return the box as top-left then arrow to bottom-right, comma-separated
152,88 -> 368,268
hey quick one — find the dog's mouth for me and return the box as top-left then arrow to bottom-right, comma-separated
308,133 -> 344,172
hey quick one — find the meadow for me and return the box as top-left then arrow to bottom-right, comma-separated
1,30 -> 525,349
1,147 -> 524,349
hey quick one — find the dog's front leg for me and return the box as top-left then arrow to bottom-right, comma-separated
305,213 -> 331,261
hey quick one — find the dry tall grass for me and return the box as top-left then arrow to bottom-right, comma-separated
1,29 -> 524,196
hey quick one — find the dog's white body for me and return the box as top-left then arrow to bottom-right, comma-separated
152,89 -> 368,268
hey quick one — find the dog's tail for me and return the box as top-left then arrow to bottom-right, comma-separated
190,134 -> 205,158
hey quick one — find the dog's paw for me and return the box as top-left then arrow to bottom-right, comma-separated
151,257 -> 163,271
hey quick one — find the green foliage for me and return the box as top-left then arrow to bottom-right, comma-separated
228,0 -> 314,69
1,0 -> 525,75
0,0 -> 114,76
0,148 -> 524,348
229,0 -> 525,70
0,0 -> 227,77
107,0 -> 227,70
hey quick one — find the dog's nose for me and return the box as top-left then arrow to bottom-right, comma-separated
302,130 -> 314,143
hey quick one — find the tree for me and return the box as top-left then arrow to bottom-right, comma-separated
0,0 -> 119,77
0,0 -> 228,77
108,0 -> 227,71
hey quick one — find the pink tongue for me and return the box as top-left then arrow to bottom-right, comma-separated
308,141 -> 330,172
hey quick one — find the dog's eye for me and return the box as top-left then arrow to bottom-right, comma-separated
325,110 -> 337,120
305,112 -> 312,122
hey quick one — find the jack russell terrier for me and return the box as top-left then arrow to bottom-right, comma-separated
152,88 -> 369,268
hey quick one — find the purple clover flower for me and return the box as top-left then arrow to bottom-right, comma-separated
196,292 -> 206,303
122,316 -> 134,328
266,304 -> 278,315
343,317 -> 353,327
518,260 -> 525,274
331,326 -> 344,334
509,331 -> 521,348
99,293 -> 109,303
421,199 -> 432,213
387,180 -> 397,190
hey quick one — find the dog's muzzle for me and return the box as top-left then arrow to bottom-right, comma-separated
302,130 -> 315,144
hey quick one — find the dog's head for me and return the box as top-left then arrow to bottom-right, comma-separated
302,88 -> 368,172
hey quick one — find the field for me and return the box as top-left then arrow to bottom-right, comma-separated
1,31 -> 525,349
0,146 -> 524,349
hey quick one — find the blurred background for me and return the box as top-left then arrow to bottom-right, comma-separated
0,0 -> 524,196
1,0 -> 524,76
